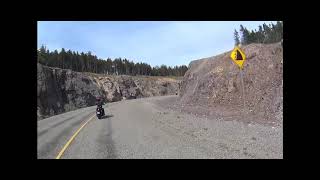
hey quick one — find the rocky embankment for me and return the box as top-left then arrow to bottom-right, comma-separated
176,42 -> 283,126
37,63 -> 180,120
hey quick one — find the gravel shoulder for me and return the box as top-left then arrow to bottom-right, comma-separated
59,95 -> 282,159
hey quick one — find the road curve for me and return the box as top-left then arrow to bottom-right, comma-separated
37,95 -> 282,159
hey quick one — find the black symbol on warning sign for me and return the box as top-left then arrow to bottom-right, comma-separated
236,50 -> 243,60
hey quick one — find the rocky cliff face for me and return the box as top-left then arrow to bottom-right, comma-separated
37,63 -> 180,120
178,42 -> 283,124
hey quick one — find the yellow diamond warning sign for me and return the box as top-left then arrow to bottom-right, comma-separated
230,46 -> 246,69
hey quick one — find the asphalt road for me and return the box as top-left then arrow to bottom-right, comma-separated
37,95 -> 282,159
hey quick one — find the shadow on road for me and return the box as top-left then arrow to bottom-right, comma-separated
99,114 -> 114,119
97,114 -> 117,159
105,117 -> 117,158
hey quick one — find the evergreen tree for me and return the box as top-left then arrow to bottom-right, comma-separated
37,47 -> 188,76
239,25 -> 251,45
236,22 -> 282,45
257,25 -> 264,43
37,45 -> 48,64
234,29 -> 240,46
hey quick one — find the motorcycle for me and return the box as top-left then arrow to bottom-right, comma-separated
96,105 -> 105,119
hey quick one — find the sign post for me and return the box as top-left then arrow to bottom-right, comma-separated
239,67 -> 245,109
230,46 -> 247,111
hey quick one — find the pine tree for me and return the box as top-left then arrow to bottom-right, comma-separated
242,28 -> 250,45
274,21 -> 283,42
262,23 -> 271,43
249,30 -> 256,44
234,29 -> 240,46
236,22 -> 282,45
37,46 -> 189,77
239,25 -> 245,45
38,45 -> 47,64
257,25 -> 264,43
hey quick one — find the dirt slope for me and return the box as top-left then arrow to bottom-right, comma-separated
177,42 -> 283,125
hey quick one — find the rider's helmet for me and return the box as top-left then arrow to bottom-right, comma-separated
96,96 -> 102,103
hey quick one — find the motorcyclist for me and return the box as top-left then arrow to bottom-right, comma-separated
96,97 -> 104,107
96,97 -> 105,115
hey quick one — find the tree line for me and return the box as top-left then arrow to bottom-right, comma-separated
234,21 -> 283,46
37,46 -> 188,76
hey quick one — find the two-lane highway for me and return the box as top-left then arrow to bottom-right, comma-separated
37,95 -> 283,159
37,106 -> 97,159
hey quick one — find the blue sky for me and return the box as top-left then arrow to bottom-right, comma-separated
38,21 -> 276,67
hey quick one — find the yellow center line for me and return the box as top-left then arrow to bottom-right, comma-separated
56,114 -> 96,159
